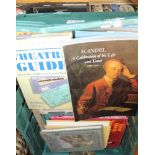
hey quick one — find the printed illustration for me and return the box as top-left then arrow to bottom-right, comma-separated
41,126 -> 104,152
77,58 -> 137,115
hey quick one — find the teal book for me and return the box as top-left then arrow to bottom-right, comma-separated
16,12 -> 137,33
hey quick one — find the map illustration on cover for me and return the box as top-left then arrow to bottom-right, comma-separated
63,36 -> 138,121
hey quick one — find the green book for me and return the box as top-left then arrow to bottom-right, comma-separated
16,12 -> 137,33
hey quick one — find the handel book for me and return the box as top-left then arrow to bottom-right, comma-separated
62,35 -> 138,121
16,34 -> 73,110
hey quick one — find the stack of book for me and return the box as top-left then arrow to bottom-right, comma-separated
16,10 -> 138,153
16,1 -> 137,14
42,111 -> 128,151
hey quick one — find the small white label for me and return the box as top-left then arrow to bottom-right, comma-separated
66,20 -> 86,24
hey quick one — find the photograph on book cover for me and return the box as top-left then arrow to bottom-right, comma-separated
63,37 -> 138,121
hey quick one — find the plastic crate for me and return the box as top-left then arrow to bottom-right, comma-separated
95,147 -> 123,155
128,116 -> 138,144
42,145 -> 69,155
42,118 -> 138,155
16,84 -> 137,155
16,86 -> 45,155
16,104 -> 32,133
43,146 -> 123,155
16,88 -> 25,116
34,124 -> 45,150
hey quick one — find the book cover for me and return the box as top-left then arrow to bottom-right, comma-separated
40,126 -> 104,152
62,35 -> 138,120
106,117 -> 128,148
45,120 -> 111,148
16,34 -> 73,110
46,112 -> 128,148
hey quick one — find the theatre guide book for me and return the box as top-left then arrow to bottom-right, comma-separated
16,34 -> 73,110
